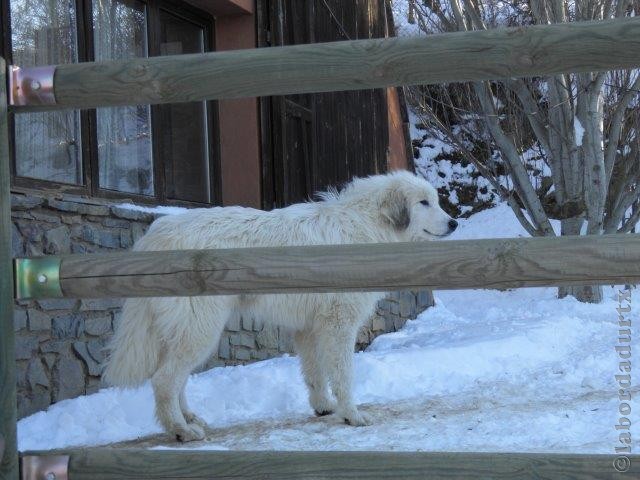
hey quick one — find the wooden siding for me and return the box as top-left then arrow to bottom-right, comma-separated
260,0 -> 390,208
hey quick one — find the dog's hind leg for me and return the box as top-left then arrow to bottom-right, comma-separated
315,306 -> 371,427
152,359 -> 203,441
179,380 -> 206,428
294,329 -> 337,416
151,297 -> 229,441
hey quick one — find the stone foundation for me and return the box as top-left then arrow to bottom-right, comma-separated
11,190 -> 434,418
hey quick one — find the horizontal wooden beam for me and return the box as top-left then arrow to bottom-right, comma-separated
13,234 -> 640,300
11,17 -> 640,112
20,450 -> 640,479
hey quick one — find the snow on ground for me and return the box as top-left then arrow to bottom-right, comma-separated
114,202 -> 189,216
18,204 -> 638,452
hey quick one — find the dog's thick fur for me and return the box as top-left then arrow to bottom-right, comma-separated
105,171 -> 455,441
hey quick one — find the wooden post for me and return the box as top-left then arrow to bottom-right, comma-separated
13,233 -> 640,300
11,17 -> 640,112
0,57 -> 19,480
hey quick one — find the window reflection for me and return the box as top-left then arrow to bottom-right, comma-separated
94,0 -> 154,195
11,0 -> 82,185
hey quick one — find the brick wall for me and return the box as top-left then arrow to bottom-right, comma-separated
11,190 -> 433,418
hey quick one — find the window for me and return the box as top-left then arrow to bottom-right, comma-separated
5,0 -> 220,205
94,0 -> 153,196
10,0 -> 82,185
156,9 -> 210,203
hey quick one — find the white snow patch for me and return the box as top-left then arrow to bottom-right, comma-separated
574,117 -> 585,147
115,202 -> 189,216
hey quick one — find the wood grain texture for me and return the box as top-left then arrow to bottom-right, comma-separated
31,233 -> 640,299
12,17 -> 640,112
18,449 -> 639,480
0,58 -> 18,480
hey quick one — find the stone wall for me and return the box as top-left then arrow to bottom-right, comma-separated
11,190 -> 433,418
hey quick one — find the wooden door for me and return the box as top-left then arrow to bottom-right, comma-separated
263,0 -> 316,208
258,0 -> 390,209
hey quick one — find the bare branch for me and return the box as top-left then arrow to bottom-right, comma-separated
474,81 -> 555,235
450,0 -> 468,29
604,73 -> 640,182
616,0 -> 632,17
619,199 -> 640,233
505,79 -> 551,153
462,0 -> 486,29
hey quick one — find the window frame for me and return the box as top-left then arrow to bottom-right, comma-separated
3,0 -> 222,207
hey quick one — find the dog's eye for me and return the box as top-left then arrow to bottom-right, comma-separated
420,200 -> 430,206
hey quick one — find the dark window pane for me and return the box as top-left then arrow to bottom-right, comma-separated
94,0 -> 153,195
158,10 -> 210,203
11,0 -> 82,184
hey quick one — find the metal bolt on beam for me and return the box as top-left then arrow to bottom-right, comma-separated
14,257 -> 63,300
9,66 -> 57,107
21,455 -> 69,480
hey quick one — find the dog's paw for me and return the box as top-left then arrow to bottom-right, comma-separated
184,412 -> 207,428
175,423 -> 206,442
342,410 -> 372,427
310,395 -> 337,417
314,409 -> 334,417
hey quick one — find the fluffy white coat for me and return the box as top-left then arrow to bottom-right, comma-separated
105,171 -> 456,441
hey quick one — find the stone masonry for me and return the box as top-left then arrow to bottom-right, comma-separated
11,190 -> 434,418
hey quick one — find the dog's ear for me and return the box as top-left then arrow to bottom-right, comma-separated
380,186 -> 410,230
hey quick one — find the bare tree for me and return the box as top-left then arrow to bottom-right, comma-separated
403,0 -> 640,302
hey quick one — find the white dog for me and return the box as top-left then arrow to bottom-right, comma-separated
104,170 -> 457,441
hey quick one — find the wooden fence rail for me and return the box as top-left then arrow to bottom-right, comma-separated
20,450 -> 640,479
13,233 -> 640,300
11,17 -> 640,112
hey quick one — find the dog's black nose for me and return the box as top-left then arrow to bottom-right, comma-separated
448,219 -> 458,231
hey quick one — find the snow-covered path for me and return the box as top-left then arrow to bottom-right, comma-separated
114,388 -> 616,453
18,205 -> 639,452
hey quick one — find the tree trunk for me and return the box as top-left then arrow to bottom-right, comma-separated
557,217 -> 604,302
558,284 -> 604,303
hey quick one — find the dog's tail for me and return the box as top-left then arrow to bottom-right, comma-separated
103,298 -> 160,387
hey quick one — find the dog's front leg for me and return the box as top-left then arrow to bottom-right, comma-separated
294,329 -> 337,416
316,310 -> 371,427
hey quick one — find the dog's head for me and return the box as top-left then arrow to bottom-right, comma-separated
379,171 -> 457,241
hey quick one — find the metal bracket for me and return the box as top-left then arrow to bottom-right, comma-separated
9,65 -> 57,106
14,257 -> 63,300
21,455 -> 69,480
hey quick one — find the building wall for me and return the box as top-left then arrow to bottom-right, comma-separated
203,0 -> 411,207
11,190 -> 433,418
181,0 -> 262,208
214,9 -> 263,208
387,87 -> 411,171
